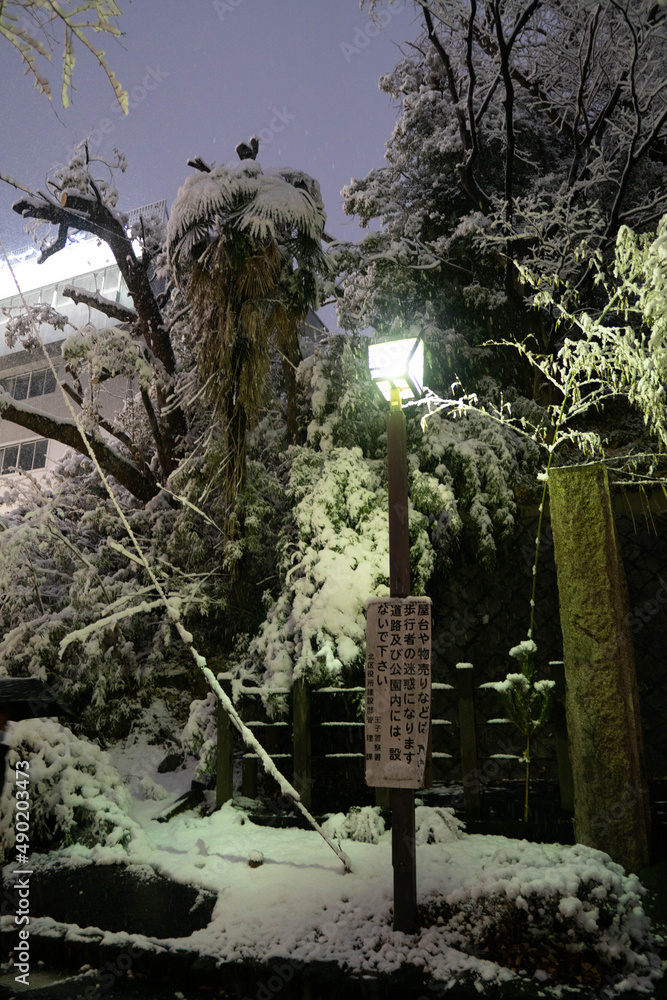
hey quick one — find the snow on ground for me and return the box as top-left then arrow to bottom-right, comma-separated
4,716 -> 660,997
3,718 -> 665,997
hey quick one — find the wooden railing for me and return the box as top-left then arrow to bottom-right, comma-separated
214,662 -> 573,816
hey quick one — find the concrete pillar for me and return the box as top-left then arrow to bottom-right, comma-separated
549,463 -> 650,872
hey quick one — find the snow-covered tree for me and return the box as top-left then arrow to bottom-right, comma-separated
1,142 -> 333,509
2,145 -> 185,503
337,0 -> 667,399
229,330 -> 535,693
0,143 -> 334,727
168,152 -> 330,509
420,214 -> 667,474
0,451 -> 221,738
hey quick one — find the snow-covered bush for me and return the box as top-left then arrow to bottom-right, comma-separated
417,404 -> 525,567
181,691 -> 218,780
0,452 -> 224,741
0,719 -> 140,855
415,805 -> 465,845
322,805 -> 464,847
298,333 -> 386,456
323,806 -> 386,844
234,442 -> 453,692
234,446 -> 390,690
424,841 -> 664,992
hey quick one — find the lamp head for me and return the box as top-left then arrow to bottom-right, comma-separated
368,336 -> 424,404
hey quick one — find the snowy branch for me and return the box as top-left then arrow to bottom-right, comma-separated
0,391 -> 160,503
61,284 -> 138,324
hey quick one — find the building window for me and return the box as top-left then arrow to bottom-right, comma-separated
0,439 -> 48,474
55,272 -> 95,306
101,265 -> 121,300
0,367 -> 57,400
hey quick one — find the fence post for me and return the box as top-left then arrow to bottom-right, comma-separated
216,674 -> 234,808
293,676 -> 312,810
456,663 -> 481,820
549,660 -> 574,813
240,695 -> 258,799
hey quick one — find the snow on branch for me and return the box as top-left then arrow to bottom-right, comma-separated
59,599 -> 166,655
62,285 -> 138,324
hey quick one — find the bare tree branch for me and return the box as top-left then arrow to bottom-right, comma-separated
423,6 -> 469,152
60,381 -> 151,469
0,392 -> 159,503
493,0 -> 544,288
38,222 -> 68,263
11,191 -> 187,472
603,4 -> 643,240
423,4 -> 492,213
140,386 -> 171,481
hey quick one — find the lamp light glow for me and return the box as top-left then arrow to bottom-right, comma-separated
368,337 -> 424,402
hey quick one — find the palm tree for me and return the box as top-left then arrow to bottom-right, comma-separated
168,150 -> 329,514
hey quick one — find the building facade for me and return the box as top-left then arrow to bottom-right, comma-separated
0,204 -> 166,484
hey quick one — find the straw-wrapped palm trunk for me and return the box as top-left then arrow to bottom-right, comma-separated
168,151 -> 328,515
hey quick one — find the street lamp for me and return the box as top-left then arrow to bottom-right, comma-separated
368,333 -> 425,934
368,336 -> 425,403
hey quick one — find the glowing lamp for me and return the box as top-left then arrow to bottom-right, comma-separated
368,337 -> 424,403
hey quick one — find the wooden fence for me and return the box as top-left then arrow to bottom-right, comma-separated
215,663 -> 574,817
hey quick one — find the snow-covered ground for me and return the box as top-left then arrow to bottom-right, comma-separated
1,713 -> 664,1000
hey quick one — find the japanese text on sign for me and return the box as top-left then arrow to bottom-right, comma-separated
365,597 -> 431,788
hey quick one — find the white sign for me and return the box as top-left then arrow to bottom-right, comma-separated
365,597 -> 431,788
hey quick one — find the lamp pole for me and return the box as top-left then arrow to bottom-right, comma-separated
367,334 -> 424,934
387,385 -> 416,934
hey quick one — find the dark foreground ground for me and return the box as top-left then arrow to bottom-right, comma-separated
0,956 -> 665,1000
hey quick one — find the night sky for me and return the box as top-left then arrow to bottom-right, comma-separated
0,0 -> 419,330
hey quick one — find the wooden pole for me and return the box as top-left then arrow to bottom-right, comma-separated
387,395 -> 411,599
387,387 -> 416,933
216,675 -> 234,807
293,677 -> 312,810
456,663 -> 481,820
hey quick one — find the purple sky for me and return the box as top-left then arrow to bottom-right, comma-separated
0,1 -> 419,328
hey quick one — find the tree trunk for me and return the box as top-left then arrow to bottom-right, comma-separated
548,463 -> 650,873
278,317 -> 305,445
